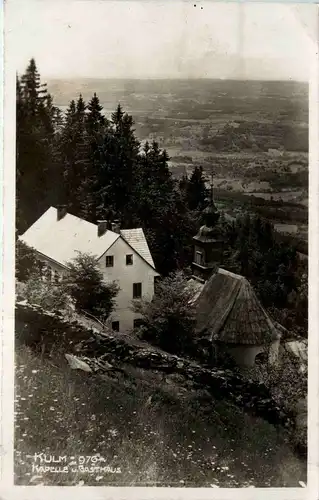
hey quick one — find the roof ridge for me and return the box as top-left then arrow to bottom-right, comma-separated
51,206 -> 97,229
21,207 -> 120,266
259,302 -> 281,340
210,276 -> 243,340
22,207 -> 158,272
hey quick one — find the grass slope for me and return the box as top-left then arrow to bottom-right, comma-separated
15,345 -> 306,487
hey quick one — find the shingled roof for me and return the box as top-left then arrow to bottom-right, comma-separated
120,228 -> 155,269
20,207 -> 157,270
194,268 -> 279,345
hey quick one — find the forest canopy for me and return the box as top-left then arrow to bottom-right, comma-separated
16,59 -> 307,336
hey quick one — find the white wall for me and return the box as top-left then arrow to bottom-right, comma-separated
225,339 -> 281,367
98,237 -> 158,332
34,238 -> 158,332
226,344 -> 264,367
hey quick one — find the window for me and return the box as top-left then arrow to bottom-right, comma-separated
105,255 -> 114,267
133,318 -> 144,329
111,321 -> 119,332
195,251 -> 204,266
126,254 -> 133,266
133,282 -> 142,299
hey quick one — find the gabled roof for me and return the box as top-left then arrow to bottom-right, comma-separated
20,207 -> 157,270
120,228 -> 155,269
194,268 -> 279,345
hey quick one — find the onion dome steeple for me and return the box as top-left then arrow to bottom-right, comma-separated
192,174 -> 224,281
201,175 -> 221,232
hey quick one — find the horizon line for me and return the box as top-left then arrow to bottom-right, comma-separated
43,76 -> 308,84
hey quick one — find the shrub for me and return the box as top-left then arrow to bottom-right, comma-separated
15,240 -> 40,282
133,271 -> 196,356
62,252 -> 119,322
22,274 -> 70,312
246,345 -> 307,415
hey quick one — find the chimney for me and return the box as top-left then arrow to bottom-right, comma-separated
97,220 -> 108,237
111,220 -> 121,234
57,205 -> 67,221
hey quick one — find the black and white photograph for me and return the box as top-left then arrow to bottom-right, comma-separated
2,0 -> 318,492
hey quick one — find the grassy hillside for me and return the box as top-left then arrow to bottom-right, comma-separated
15,343 -> 306,487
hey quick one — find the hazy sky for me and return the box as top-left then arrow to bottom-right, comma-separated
6,1 -> 316,81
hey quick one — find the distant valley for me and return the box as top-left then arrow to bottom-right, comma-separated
49,78 -> 308,248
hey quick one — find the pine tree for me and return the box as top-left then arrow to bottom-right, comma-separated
111,103 -> 125,129
224,213 -> 300,311
86,93 -> 107,133
45,93 -> 64,134
179,173 -> 189,200
16,59 -> 58,232
74,95 -> 89,174
186,166 -> 208,211
16,75 -> 25,231
131,141 -> 174,225
59,99 -> 77,207
59,95 -> 91,215
130,141 -> 196,275
20,58 -> 47,115
76,94 -> 86,125
80,93 -> 109,221
94,104 -> 140,221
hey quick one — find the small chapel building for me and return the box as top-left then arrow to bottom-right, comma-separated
190,191 -> 281,368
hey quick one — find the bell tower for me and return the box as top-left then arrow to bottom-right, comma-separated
192,174 -> 224,282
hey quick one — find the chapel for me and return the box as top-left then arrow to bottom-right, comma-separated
190,183 -> 281,368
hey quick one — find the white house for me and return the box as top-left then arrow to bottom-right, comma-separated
19,206 -> 159,332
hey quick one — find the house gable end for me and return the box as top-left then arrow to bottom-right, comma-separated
98,236 -> 158,274
98,236 -> 158,275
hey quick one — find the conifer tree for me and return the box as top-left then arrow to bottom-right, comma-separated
111,103 -> 125,129
130,141 -> 196,274
16,59 -> 58,232
86,93 -> 107,133
186,166 -> 208,211
20,58 -> 47,114
179,173 -> 189,199
59,99 -> 77,207
94,104 -> 140,221
130,140 -> 174,227
80,93 -> 109,221
59,95 -> 91,215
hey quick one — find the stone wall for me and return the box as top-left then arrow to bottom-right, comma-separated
15,302 -> 305,455
15,301 -> 95,356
